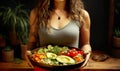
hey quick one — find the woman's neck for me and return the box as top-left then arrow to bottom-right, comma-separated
54,0 -> 66,11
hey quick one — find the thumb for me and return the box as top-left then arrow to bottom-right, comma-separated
81,52 -> 91,68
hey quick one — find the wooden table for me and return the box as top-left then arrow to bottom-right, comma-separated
82,57 -> 120,71
0,54 -> 34,71
0,60 -> 34,71
81,50 -> 120,71
0,50 -> 120,71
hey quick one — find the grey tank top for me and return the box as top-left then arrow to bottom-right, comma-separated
38,20 -> 81,48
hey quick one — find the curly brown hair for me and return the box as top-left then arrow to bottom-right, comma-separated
33,0 -> 85,30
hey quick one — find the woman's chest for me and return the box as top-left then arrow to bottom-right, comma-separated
40,20 -> 80,40
38,20 -> 81,47
50,15 -> 71,29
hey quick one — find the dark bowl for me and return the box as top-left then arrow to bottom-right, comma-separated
28,46 -> 85,70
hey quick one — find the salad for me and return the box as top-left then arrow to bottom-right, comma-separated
30,45 -> 84,66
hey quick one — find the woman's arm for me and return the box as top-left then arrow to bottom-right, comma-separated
80,9 -> 91,53
27,9 -> 38,50
80,9 -> 92,67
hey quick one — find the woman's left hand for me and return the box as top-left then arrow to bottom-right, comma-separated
81,51 -> 91,68
80,44 -> 92,67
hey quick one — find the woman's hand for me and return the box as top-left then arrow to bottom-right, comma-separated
81,44 -> 92,67
81,52 -> 91,67
26,50 -> 32,55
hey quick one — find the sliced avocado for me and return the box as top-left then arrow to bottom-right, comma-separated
56,55 -> 75,64
46,52 -> 57,59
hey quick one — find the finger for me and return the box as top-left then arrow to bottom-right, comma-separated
81,52 -> 91,67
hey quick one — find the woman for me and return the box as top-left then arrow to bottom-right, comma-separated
28,0 -> 92,68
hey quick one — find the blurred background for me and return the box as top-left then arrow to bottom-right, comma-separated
0,0 -> 119,58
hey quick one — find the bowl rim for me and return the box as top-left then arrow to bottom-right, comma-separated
28,46 -> 85,69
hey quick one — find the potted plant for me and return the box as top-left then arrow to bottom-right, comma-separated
0,3 -> 30,59
113,27 -> 120,48
16,16 -> 29,60
0,33 -> 6,60
0,3 -> 29,45
13,4 -> 30,60
0,33 -> 6,47
2,46 -> 14,62
110,27 -> 120,58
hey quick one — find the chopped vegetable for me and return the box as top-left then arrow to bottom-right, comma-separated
46,52 -> 57,59
30,45 -> 84,66
56,55 -> 75,64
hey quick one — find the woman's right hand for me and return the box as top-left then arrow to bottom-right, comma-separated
26,50 -> 32,55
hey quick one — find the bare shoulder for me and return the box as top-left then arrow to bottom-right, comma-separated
81,9 -> 90,19
80,9 -> 91,27
30,8 -> 37,25
30,8 -> 37,17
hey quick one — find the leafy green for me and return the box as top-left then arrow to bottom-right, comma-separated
51,45 -> 61,54
62,46 -> 69,53
37,45 -> 69,54
47,45 -> 54,50
0,4 -> 29,44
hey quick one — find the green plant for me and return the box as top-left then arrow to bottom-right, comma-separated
2,46 -> 12,51
114,27 -> 120,37
0,4 -> 29,44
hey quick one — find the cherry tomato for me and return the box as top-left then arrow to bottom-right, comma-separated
71,48 -> 76,51
67,49 -> 72,53
70,51 -> 78,57
78,50 -> 84,55
62,51 -> 66,55
66,52 -> 71,56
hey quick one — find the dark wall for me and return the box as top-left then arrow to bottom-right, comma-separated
0,0 -> 36,10
114,0 -> 120,27
83,0 -> 109,50
0,0 -> 110,50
